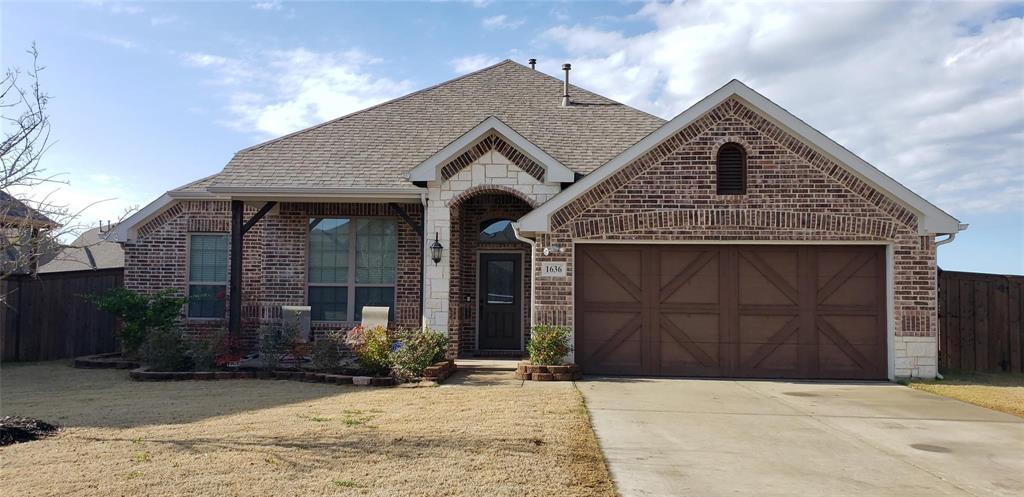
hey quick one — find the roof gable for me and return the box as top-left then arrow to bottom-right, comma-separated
518,80 -> 962,235
408,116 -> 575,183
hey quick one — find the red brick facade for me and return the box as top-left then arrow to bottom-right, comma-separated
123,201 -> 423,347
448,192 -> 534,354
530,98 -> 937,344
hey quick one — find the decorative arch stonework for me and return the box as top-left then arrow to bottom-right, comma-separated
446,184 -> 541,209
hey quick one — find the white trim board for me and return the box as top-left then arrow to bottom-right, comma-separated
519,79 -> 963,236
407,116 -> 575,183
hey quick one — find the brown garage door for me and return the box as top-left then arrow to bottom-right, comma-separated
575,245 -> 887,380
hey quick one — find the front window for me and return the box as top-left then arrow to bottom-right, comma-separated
188,234 -> 228,318
480,218 -> 516,244
308,217 -> 396,322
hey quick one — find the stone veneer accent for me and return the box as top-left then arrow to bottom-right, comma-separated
440,133 -> 547,182
124,201 -> 423,348
529,97 -> 939,378
423,148 -> 563,355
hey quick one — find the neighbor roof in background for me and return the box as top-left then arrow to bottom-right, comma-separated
0,190 -> 57,227
37,226 -> 124,273
208,60 -> 665,192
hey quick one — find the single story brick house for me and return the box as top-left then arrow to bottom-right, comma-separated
112,60 -> 964,380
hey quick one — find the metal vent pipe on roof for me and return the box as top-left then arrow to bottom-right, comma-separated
561,63 -> 571,107
528,58 -> 536,69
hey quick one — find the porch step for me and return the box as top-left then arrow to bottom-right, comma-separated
455,358 -> 520,372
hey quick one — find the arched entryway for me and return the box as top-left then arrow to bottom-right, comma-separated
448,189 -> 534,356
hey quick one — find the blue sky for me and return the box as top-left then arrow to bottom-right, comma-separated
3,1 -> 1022,274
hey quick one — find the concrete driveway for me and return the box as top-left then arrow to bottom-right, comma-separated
579,378 -> 1024,497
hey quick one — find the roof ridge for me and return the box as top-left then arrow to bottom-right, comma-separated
234,59 -> 519,154
524,64 -> 667,123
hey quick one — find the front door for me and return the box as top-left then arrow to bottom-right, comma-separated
478,253 -> 522,350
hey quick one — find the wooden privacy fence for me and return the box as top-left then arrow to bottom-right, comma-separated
1,269 -> 123,362
939,270 -> 1024,373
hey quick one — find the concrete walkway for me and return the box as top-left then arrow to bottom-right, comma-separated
580,378 -> 1024,497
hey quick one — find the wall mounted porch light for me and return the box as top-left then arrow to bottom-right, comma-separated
430,232 -> 444,265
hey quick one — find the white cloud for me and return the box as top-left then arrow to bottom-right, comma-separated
540,1 -> 1024,215
450,54 -> 502,74
92,35 -> 138,50
183,48 -> 413,137
482,14 -> 524,30
150,14 -> 179,26
252,1 -> 283,11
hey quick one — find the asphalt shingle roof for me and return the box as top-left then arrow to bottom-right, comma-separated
207,60 -> 666,191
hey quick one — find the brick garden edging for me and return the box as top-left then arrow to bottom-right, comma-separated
514,363 -> 582,381
73,353 -> 140,370
127,360 -> 457,387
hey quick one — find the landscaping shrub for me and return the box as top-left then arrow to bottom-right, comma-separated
140,327 -> 189,371
189,330 -> 231,371
389,329 -> 447,380
258,321 -> 300,371
87,288 -> 187,355
344,325 -> 391,376
527,325 -> 572,365
311,330 -> 344,371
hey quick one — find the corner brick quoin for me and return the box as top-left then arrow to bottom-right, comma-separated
440,132 -> 546,182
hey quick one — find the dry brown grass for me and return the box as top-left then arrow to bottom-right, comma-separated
909,372 -> 1024,418
0,362 -> 615,497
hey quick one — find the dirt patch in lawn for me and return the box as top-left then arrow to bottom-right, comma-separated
909,372 -> 1024,418
0,362 -> 614,497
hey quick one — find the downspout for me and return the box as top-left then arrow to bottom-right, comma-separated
932,223 -> 966,380
510,222 -> 536,329
420,192 -> 427,330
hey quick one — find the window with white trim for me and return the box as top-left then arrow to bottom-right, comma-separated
188,234 -> 228,318
308,218 -> 397,322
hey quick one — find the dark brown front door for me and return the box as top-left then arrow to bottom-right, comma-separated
575,244 -> 887,380
479,253 -> 522,350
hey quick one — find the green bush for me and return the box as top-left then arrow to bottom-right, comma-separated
527,325 -> 573,365
389,329 -> 447,380
258,321 -> 299,371
140,327 -> 188,371
87,288 -> 186,355
188,330 -> 225,371
311,330 -> 343,372
344,325 -> 392,376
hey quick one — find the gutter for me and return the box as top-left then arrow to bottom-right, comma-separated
935,223 -> 969,247
510,222 -> 537,329
420,192 -> 428,331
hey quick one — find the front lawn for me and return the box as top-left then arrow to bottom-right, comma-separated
909,372 -> 1024,418
0,362 -> 614,497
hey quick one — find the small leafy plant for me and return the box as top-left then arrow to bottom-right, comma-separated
258,320 -> 300,371
527,325 -> 573,365
139,327 -> 188,372
344,325 -> 392,376
87,288 -> 187,355
310,330 -> 344,372
389,329 -> 447,380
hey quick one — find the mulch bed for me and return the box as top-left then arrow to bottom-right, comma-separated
128,360 -> 457,387
72,352 -> 140,370
0,416 -> 60,446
